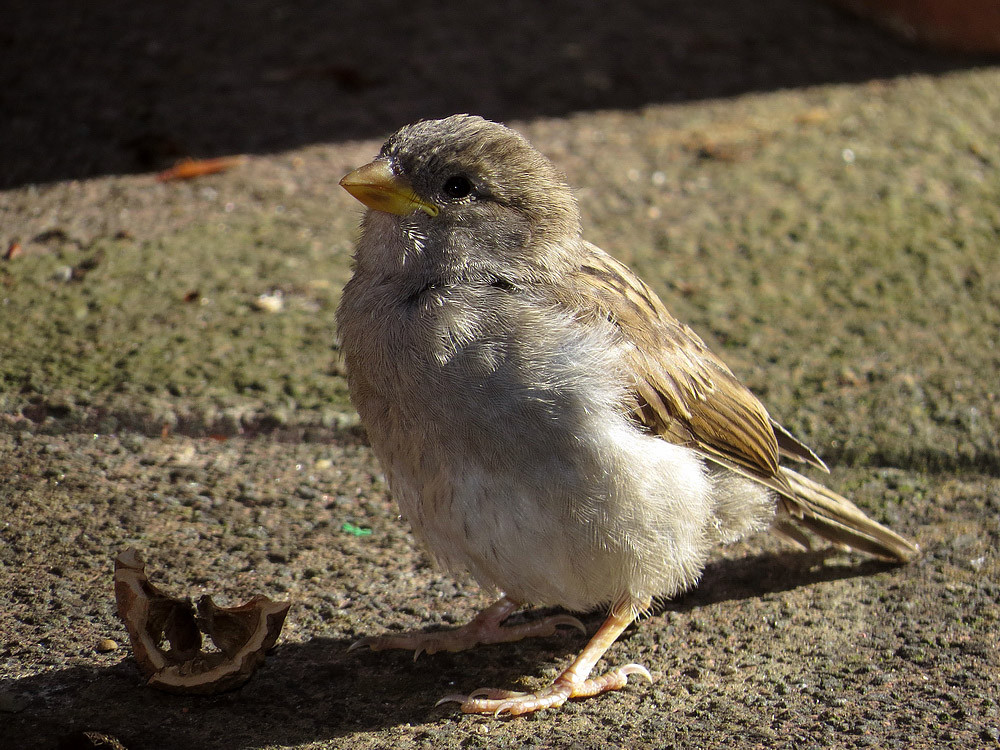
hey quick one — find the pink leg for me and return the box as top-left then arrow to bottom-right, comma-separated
350,596 -> 585,659
440,606 -> 651,716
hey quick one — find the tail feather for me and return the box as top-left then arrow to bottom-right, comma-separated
770,419 -> 830,473
770,518 -> 813,550
776,467 -> 919,563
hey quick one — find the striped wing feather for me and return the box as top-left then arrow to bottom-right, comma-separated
554,245 -> 918,563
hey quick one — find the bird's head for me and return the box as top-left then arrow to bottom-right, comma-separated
341,115 -> 582,274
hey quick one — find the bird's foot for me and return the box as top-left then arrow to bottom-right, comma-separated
438,663 -> 652,716
349,597 -> 585,659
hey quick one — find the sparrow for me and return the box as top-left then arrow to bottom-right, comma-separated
336,114 -> 918,717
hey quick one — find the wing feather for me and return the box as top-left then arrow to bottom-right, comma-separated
548,243 -> 917,563
557,245 -> 783,485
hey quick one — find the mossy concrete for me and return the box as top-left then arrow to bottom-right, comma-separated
1,22 -> 998,750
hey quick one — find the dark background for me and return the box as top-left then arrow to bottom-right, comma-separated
1,0 -> 988,189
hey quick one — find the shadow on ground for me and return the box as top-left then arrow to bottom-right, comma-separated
2,0 -> 990,188
1,550 -> 887,749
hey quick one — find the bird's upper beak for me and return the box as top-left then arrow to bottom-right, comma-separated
339,159 -> 439,217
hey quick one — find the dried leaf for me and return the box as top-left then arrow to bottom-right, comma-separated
156,156 -> 246,182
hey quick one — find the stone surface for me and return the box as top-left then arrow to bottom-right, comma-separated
1,3 -> 998,749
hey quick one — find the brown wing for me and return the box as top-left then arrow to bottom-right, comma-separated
554,243 -> 792,491
549,243 -> 918,563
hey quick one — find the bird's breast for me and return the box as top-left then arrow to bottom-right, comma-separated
338,270 -> 627,476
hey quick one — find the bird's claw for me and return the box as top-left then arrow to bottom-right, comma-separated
348,632 -> 451,659
439,662 -> 653,717
346,637 -> 372,654
618,663 -> 653,683
347,609 -> 587,660
435,688 -> 522,708
548,614 -> 587,636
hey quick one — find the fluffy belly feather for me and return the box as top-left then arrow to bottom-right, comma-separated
367,397 -> 718,612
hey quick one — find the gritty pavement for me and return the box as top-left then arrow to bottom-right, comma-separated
1,2 -> 999,749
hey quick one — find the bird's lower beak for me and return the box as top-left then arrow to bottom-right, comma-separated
339,160 -> 439,217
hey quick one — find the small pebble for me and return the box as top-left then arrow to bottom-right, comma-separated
96,638 -> 119,653
253,290 -> 284,313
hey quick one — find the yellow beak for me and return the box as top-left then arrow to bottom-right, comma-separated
339,160 -> 439,217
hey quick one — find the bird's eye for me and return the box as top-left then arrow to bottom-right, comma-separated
442,175 -> 473,199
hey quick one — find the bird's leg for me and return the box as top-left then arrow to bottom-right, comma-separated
440,604 -> 651,716
350,596 -> 585,659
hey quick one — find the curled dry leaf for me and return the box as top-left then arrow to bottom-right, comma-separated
114,547 -> 290,694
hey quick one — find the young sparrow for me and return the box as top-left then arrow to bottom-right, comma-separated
336,114 -> 918,717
